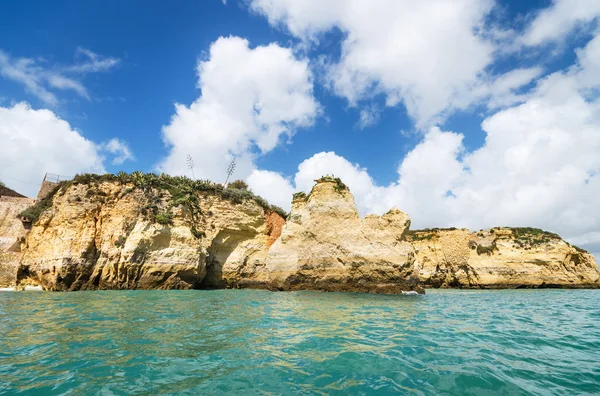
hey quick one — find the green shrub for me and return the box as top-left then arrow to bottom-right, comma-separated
154,212 -> 173,225
509,227 -> 562,246
406,231 -> 435,241
34,172 -> 289,225
19,182 -> 66,223
228,180 -> 249,190
293,192 -> 307,201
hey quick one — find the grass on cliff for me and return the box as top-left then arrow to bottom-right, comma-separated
405,228 -> 458,241
18,172 -> 288,225
19,182 -> 66,223
315,175 -> 348,193
507,227 -> 562,247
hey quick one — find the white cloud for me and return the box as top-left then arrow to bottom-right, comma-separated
158,36 -> 319,181
0,48 -> 120,105
357,105 -> 380,129
47,74 -> 89,99
0,103 -> 106,197
249,0 -> 514,128
246,170 -> 295,210
522,0 -> 600,46
67,47 -> 120,74
0,52 -> 59,105
248,0 -> 600,129
0,103 -> 134,197
250,32 -> 600,256
100,138 -> 135,165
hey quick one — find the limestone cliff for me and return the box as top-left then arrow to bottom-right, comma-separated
266,178 -> 422,293
408,227 -> 600,288
0,197 -> 34,288
2,174 -> 599,292
13,176 -> 284,291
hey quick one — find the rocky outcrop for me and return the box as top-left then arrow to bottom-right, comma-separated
266,179 -> 422,293
0,197 -> 34,288
408,228 -> 600,288
16,181 -> 283,291
2,174 -> 599,292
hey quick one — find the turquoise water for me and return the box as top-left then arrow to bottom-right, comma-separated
1,290 -> 599,395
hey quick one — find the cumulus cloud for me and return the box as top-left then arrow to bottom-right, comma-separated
0,103 -> 105,196
522,0 -> 600,46
248,0 -> 600,130
0,48 -> 120,105
249,32 -> 600,257
246,170 -> 296,210
0,103 -> 134,197
250,0 -> 537,128
158,36 -> 319,181
357,105 -> 380,129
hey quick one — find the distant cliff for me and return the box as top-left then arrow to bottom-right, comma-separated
407,227 -> 599,288
1,173 -> 598,292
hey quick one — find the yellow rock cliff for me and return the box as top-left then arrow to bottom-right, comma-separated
14,180 -> 283,290
1,175 -> 598,292
266,179 -> 422,293
408,227 -> 599,288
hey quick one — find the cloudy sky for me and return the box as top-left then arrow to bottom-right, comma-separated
1,0 -> 600,258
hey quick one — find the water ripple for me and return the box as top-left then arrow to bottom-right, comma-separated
1,289 -> 599,395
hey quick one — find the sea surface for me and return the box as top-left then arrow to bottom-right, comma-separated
1,289 -> 599,395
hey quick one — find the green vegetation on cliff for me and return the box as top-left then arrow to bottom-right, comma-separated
506,227 -> 562,247
19,183 -> 66,223
405,228 -> 459,241
19,172 -> 288,224
315,175 -> 348,193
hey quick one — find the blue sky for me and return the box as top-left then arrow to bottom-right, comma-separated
1,0 -> 600,257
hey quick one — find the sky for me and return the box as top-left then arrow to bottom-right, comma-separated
1,0 -> 600,258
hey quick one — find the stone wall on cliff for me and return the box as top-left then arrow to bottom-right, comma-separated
266,178 -> 422,293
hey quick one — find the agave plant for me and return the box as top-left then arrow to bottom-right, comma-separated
131,171 -> 146,188
116,171 -> 129,184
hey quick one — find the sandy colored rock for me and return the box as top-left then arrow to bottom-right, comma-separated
4,176 -> 599,293
409,228 -> 600,288
17,182 -> 283,291
0,197 -> 35,288
266,180 -> 422,293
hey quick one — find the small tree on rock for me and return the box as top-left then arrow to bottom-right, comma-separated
228,180 -> 248,190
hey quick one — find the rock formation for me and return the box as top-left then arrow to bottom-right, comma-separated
408,227 -> 600,288
1,174 -> 598,292
0,196 -> 34,288
266,178 -> 422,293
13,178 -> 284,291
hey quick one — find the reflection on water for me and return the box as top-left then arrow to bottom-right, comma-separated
1,289 -> 599,394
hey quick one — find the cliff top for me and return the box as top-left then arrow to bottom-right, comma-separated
19,172 -> 288,224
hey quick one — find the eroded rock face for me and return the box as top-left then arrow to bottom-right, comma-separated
409,228 -> 600,288
266,180 -> 422,293
17,182 -> 283,291
5,176 -> 599,292
0,197 -> 34,288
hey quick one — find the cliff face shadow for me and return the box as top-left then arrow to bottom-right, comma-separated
197,229 -> 255,289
